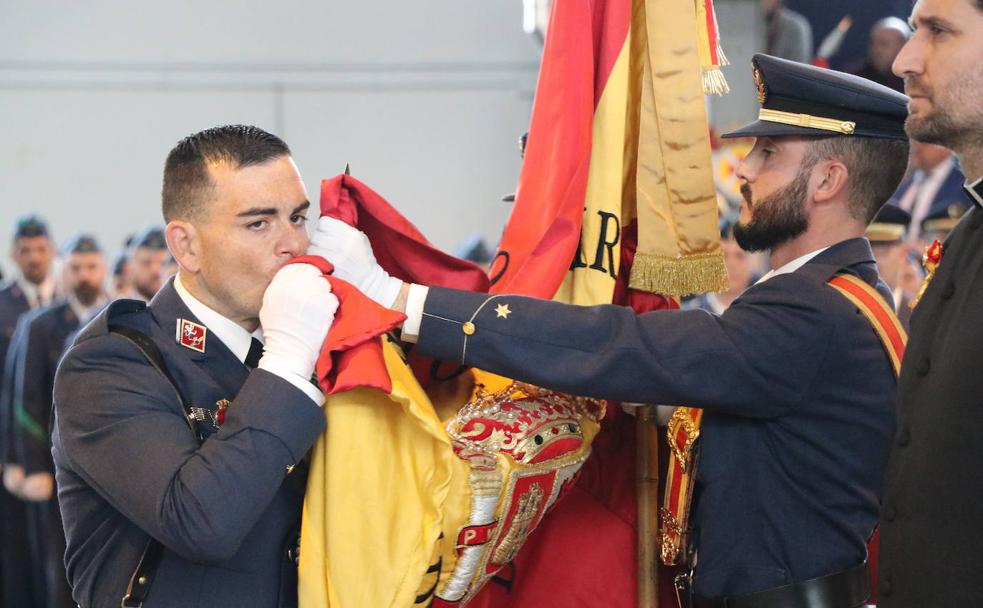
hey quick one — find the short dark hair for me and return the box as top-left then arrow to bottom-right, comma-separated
804,137 -> 910,224
162,125 -> 291,222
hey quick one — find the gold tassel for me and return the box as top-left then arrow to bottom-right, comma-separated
695,0 -> 730,96
702,67 -> 730,96
629,250 -> 729,297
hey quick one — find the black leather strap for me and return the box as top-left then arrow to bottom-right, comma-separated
110,324 -> 200,608
119,538 -> 164,608
693,562 -> 869,608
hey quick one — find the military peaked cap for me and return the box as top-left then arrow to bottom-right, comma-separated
132,227 -> 167,251
63,234 -> 102,255
723,54 -> 909,140
13,214 -> 50,239
866,204 -> 910,244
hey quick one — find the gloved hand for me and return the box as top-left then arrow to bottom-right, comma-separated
307,216 -> 403,308
258,263 -> 339,384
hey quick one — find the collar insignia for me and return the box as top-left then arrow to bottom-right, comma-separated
176,318 -> 207,353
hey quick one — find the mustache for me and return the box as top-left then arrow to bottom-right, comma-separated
904,78 -> 931,97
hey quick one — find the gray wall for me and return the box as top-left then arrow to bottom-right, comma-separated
0,1 -> 538,269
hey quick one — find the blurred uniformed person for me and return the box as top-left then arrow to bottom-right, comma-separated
314,55 -> 910,607
122,227 -> 169,302
886,140 -> 965,242
51,125 -> 338,608
918,200 -> 971,246
0,215 -> 55,608
14,235 -> 108,608
866,204 -> 914,329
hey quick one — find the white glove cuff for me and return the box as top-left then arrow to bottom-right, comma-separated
257,354 -> 325,406
377,275 -> 404,309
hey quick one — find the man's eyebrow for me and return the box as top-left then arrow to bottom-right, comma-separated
236,201 -> 310,218
910,14 -> 956,31
236,207 -> 277,218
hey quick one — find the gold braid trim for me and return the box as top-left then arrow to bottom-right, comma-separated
629,250 -> 729,297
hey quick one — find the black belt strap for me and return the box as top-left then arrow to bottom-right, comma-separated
693,562 -> 869,608
111,325 -> 198,608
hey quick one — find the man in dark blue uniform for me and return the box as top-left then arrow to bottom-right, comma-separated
313,56 -> 910,607
0,215 -> 55,608
13,235 -> 108,608
52,125 -> 339,608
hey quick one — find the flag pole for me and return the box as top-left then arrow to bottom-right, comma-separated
636,405 -> 660,607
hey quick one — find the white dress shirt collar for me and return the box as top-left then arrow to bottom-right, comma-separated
965,175 -> 983,208
16,274 -> 55,309
173,274 -> 262,365
755,247 -> 830,285
67,293 -> 108,326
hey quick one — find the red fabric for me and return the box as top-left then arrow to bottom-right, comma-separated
320,174 -> 490,292
319,174 -> 492,387
286,255 -> 406,395
487,0 -> 630,297
868,529 -> 880,604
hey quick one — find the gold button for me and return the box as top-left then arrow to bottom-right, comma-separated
462,322 -> 476,336
138,576 -> 147,585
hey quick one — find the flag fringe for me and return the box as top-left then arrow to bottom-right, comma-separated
628,250 -> 729,297
702,67 -> 730,95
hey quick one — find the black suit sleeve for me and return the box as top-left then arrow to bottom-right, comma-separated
16,316 -> 55,475
417,273 -> 837,418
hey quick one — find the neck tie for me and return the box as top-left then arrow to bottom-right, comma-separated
245,337 -> 264,369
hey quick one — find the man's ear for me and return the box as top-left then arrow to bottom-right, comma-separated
813,160 -> 849,205
165,221 -> 201,273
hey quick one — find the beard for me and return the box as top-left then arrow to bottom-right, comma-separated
905,72 -> 983,149
733,169 -> 811,253
73,282 -> 102,307
134,278 -> 160,301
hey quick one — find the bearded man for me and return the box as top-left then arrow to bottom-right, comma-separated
878,0 -> 983,604
15,235 -> 108,608
312,55 -> 910,608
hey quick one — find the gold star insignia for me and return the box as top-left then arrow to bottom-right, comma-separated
495,303 -> 512,319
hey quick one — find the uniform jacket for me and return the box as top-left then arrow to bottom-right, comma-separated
417,238 -> 897,598
878,197 -> 983,606
0,282 -> 30,464
17,300 -> 80,475
52,279 -> 326,608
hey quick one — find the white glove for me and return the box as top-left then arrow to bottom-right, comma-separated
307,216 -> 403,308
258,263 -> 339,385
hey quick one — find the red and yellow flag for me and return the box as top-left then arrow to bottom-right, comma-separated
475,0 -> 728,606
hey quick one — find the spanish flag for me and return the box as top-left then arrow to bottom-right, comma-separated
476,0 -> 728,605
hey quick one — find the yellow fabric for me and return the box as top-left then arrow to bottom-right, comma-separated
298,339 -> 456,607
553,34 -> 632,306
630,0 -> 727,297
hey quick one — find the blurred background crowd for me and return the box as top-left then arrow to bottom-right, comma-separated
0,0 -> 969,605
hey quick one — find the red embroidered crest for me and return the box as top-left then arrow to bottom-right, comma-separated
176,319 -> 207,353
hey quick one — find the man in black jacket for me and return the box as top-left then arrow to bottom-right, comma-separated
878,0 -> 983,604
